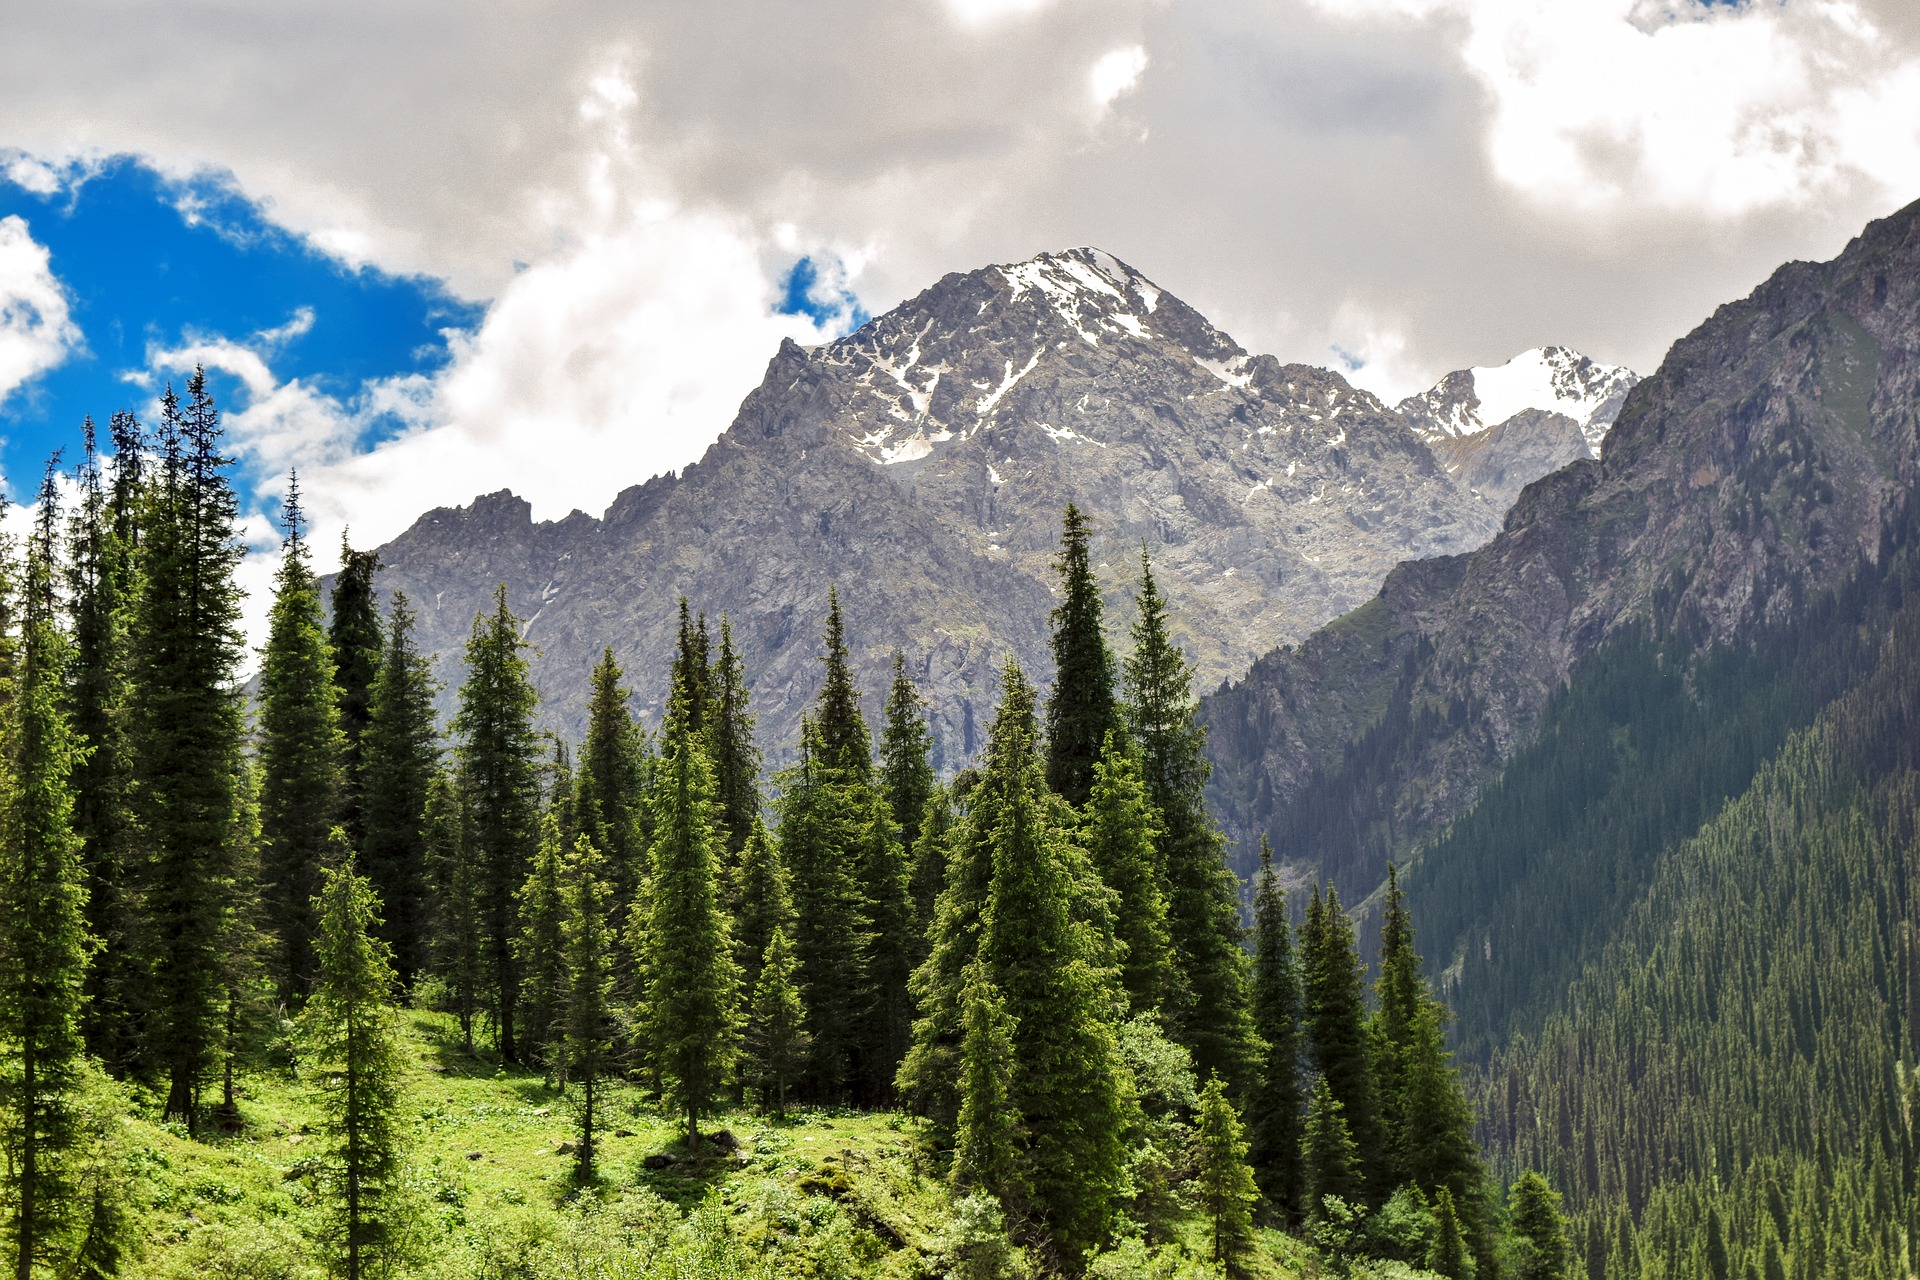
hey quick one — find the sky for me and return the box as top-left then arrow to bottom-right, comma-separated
3,0 -> 1920,636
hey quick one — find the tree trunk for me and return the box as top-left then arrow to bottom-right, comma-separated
16,1052 -> 35,1280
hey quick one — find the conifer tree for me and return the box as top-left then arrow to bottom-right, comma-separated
1083,730 -> 1174,1014
1301,886 -> 1381,1196
856,788 -> 915,1106
906,784 -> 954,958
328,540 -> 383,846
732,818 -> 791,1003
745,925 -> 809,1119
1372,865 -> 1421,1185
66,418 -> 141,1071
1045,504 -> 1117,807
1,480 -> 90,1279
1248,836 -> 1305,1217
451,586 -> 540,1061
301,847 -> 406,1280
1427,1188 -> 1474,1280
1122,550 -> 1254,1085
980,660 -> 1130,1260
557,834 -> 615,1185
1192,1075 -> 1259,1272
708,618 -> 760,860
881,650 -> 935,856
643,669 -> 739,1147
1402,991 -> 1486,1246
215,762 -> 273,1125
671,599 -> 712,735
813,586 -> 871,776
572,649 -> 645,918
360,592 -> 439,990
514,814 -> 568,1072
424,775 -> 484,1053
1507,1172 -> 1570,1280
131,371 -> 247,1129
1303,1075 -> 1361,1216
952,957 -> 1024,1207
257,480 -> 346,999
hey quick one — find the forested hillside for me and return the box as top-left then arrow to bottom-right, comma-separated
0,383 -> 1571,1279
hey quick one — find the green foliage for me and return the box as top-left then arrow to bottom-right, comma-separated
360,592 -> 439,990
1191,1076 -> 1257,1270
1123,550 -> 1254,1086
513,814 -> 568,1071
1502,1172 -> 1568,1280
450,586 -> 540,1061
1425,1188 -> 1473,1280
1044,503 -> 1118,808
328,539 -> 383,848
300,847 -> 408,1279
1083,731 -> 1175,1015
744,925 -> 809,1118
1303,1076 -> 1361,1216
258,488 -> 346,1000
952,958 -> 1024,1206
1301,888 -> 1381,1199
880,651 -> 935,865
854,786 -> 914,1106
423,774 -> 485,1052
1248,836 -> 1304,1220
708,617 -> 761,860
811,586 -> 870,778
557,833 -> 615,1184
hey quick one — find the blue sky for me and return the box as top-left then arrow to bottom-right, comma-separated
0,156 -> 863,523
0,157 -> 481,511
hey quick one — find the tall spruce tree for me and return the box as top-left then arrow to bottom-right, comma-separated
1248,836 -> 1305,1218
423,774 -> 484,1053
450,586 -> 541,1061
643,666 -> 739,1147
979,660 -> 1130,1260
1372,865 -> 1421,1187
359,592 -> 439,990
257,480 -> 346,999
328,540 -> 382,847
514,813 -> 568,1072
557,834 -> 615,1185
572,649 -> 645,920
708,618 -> 760,860
880,650 -> 935,857
1192,1075 -> 1259,1271
1044,504 -> 1117,807
732,817 -> 791,1003
906,784 -> 954,960
131,371 -> 247,1129
1427,1188 -> 1473,1280
1,479 -> 90,1280
1301,886 -> 1382,1198
66,418 -> 141,1071
301,847 -> 406,1280
813,586 -> 870,776
856,787 -> 915,1106
745,926 -> 809,1119
951,957 -> 1025,1209
1082,730 -> 1175,1014
1506,1172 -> 1570,1280
1122,550 -> 1254,1085
671,600 -> 712,735
1303,1075 -> 1362,1216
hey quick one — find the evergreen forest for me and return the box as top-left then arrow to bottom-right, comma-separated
0,382 -> 1592,1279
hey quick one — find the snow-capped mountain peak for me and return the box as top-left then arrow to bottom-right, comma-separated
1398,346 -> 1640,454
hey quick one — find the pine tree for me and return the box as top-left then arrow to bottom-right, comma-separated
214,761 -> 273,1126
708,618 -> 760,860
328,539 -> 383,847
572,649 -> 645,920
1044,504 -> 1117,808
1248,836 -> 1305,1218
980,659 -> 1130,1260
1507,1172 -> 1571,1280
359,592 -> 439,990
1402,1000 -> 1486,1248
813,586 -> 871,776
732,818 -> 791,1003
1301,886 -> 1382,1197
856,787 -> 915,1107
256,480 -> 346,1000
301,846 -> 407,1280
745,925 -> 809,1119
1082,730 -> 1175,1014
1302,1075 -> 1361,1216
1372,865 -> 1421,1186
1192,1075 -> 1259,1271
898,772 -> 992,1132
1428,1187 -> 1474,1280
881,650 -> 936,857
1122,550 -> 1254,1085
557,834 -> 615,1185
1,480 -> 90,1279
451,586 -> 540,1061
66,418 -> 141,1072
514,814 -> 568,1073
643,670 -> 739,1147
906,783 -> 954,961
131,371 -> 247,1129
952,958 -> 1024,1207
424,775 -> 484,1053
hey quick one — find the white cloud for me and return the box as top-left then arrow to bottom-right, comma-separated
943,0 -> 1056,31
0,215 -> 80,408
1089,45 -> 1150,113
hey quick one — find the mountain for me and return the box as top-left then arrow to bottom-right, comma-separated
1396,346 -> 1641,509
366,248 -> 1502,758
1203,201 -> 1918,892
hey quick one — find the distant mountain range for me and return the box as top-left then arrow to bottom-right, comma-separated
361,248 -> 1626,761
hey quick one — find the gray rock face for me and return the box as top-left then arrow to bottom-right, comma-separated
365,248 -> 1501,762
1427,409 -> 1594,511
1204,199 -> 1920,889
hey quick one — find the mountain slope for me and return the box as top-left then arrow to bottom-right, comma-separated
367,248 -> 1499,756
1203,198 -> 1920,887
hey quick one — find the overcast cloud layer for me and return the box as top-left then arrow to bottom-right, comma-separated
4,0 -> 1920,566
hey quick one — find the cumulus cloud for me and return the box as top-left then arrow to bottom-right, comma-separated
1089,45 -> 1149,113
0,215 -> 80,408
